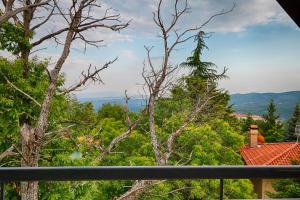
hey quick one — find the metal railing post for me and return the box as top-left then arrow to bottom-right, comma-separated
0,182 -> 4,200
219,179 -> 223,200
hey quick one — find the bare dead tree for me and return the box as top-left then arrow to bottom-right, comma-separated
116,0 -> 234,199
0,0 -> 128,199
0,0 -> 50,24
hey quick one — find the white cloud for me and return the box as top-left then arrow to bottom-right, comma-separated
103,0 -> 293,34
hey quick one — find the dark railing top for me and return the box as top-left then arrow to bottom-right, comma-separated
0,166 -> 300,182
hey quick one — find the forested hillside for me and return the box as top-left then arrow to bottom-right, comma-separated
230,91 -> 300,120
80,91 -> 300,120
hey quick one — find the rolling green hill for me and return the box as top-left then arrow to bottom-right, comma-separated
230,91 -> 300,120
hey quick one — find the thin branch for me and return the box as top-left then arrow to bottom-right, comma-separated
44,124 -> 76,137
0,0 -> 51,25
124,90 -> 132,126
31,4 -> 55,31
0,70 -> 41,107
165,93 -> 218,161
99,108 -> 146,161
60,58 -> 117,95
0,145 -> 18,162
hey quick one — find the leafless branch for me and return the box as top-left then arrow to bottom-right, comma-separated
0,70 -> 41,107
31,4 -> 55,31
124,90 -> 132,126
165,93 -> 217,161
116,180 -> 158,200
0,145 -> 18,162
116,1 -> 233,199
99,108 -> 146,162
60,58 -> 117,95
44,124 -> 76,137
31,1 -> 129,47
0,0 -> 51,24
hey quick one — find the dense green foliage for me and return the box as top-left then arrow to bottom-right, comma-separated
269,179 -> 300,198
0,21 -> 31,54
0,58 -> 48,153
268,159 -> 300,198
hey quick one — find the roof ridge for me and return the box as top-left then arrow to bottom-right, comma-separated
263,142 -> 296,145
265,143 -> 299,165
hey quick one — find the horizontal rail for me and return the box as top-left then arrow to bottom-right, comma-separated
0,166 -> 300,182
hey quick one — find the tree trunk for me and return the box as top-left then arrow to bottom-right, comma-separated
20,124 -> 39,200
21,182 -> 38,200
148,97 -> 164,164
20,1 -> 33,77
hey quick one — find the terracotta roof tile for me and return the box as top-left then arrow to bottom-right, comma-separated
240,142 -> 300,165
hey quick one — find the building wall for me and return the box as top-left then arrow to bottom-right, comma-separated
262,179 -> 276,199
251,179 -> 276,199
252,178 -> 263,198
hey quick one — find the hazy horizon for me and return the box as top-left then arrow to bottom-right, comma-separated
76,90 -> 300,99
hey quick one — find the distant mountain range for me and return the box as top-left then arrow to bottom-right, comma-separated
79,91 -> 300,120
230,91 -> 300,120
78,97 -> 146,112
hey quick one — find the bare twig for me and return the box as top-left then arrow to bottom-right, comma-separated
0,70 -> 41,107
60,58 -> 117,95
0,0 -> 51,25
99,108 -> 146,161
0,145 -> 18,162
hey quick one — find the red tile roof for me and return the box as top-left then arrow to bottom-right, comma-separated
241,142 -> 300,165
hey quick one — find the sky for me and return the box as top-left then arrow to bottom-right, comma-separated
12,0 -> 300,98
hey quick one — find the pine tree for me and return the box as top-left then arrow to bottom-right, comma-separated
285,103 -> 300,141
180,31 -> 227,80
172,31 -> 231,123
262,99 -> 283,142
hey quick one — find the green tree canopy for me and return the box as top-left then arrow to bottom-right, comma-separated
268,158 -> 300,199
0,21 -> 31,54
97,103 -> 126,122
262,99 -> 283,142
285,103 -> 300,141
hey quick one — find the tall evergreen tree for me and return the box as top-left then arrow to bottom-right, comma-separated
262,99 -> 283,142
285,103 -> 300,141
181,31 -> 227,81
172,31 -> 231,123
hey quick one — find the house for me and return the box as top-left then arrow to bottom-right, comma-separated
230,113 -> 264,121
240,125 -> 300,199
